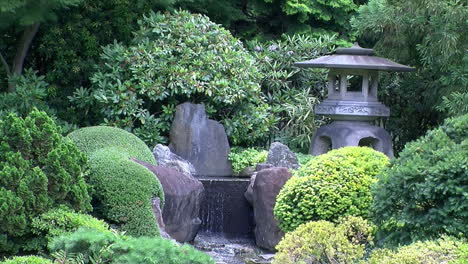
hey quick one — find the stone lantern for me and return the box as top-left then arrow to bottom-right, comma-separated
295,43 -> 414,157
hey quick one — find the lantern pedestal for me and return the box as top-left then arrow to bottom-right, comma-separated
309,121 -> 394,158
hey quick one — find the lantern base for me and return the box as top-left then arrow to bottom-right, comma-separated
309,121 -> 393,158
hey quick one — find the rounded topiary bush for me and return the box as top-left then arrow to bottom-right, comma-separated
372,114 -> 468,245
273,216 -> 374,264
366,236 -> 466,264
68,126 -> 164,237
68,126 -> 156,164
71,10 -> 275,146
274,147 -> 389,232
0,109 -> 91,256
0,256 -> 52,264
50,228 -> 215,264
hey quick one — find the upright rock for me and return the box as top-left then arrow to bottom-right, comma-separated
153,144 -> 196,176
266,142 -> 299,170
169,102 -> 233,176
249,167 -> 292,251
134,159 -> 204,242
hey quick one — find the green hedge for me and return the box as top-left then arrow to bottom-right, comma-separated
49,228 -> 214,264
68,126 -> 164,237
31,207 -> 110,246
274,147 -> 389,232
372,114 -> 468,245
0,256 -> 52,264
273,216 -> 374,264
68,126 -> 156,164
228,147 -> 267,173
0,109 -> 91,256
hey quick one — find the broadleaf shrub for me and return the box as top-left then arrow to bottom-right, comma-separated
31,207 -> 110,246
228,147 -> 267,174
372,114 -> 468,245
0,256 -> 52,264
365,236 -> 467,264
0,109 -> 91,256
273,216 -> 374,264
70,10 -> 276,146
49,228 -> 215,264
274,147 -> 389,232
68,126 -> 164,237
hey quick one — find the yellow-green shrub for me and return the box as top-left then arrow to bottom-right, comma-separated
274,147 -> 388,232
273,216 -> 374,264
0,256 -> 52,264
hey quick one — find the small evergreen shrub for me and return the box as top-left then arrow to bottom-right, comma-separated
273,216 -> 374,264
372,114 -> 468,245
68,126 -> 156,164
274,147 -> 388,232
49,228 -> 215,264
295,152 -> 314,166
228,147 -> 267,173
366,236 -> 466,264
0,256 -> 52,264
0,109 -> 91,256
31,207 -> 110,246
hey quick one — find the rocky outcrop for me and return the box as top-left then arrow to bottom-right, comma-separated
266,142 -> 299,170
153,144 -> 196,176
151,197 -> 171,240
169,102 -> 233,177
135,160 -> 204,242
247,167 -> 292,251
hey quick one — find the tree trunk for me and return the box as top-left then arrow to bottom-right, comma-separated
7,22 -> 40,92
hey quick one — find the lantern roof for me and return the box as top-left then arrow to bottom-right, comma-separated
294,43 -> 415,72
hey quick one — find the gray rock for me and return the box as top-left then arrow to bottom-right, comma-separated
239,166 -> 255,177
153,144 -> 196,176
251,167 -> 292,251
255,163 -> 273,172
169,103 -> 233,176
135,160 -> 204,242
244,173 -> 256,204
151,197 -> 172,240
266,142 -> 299,170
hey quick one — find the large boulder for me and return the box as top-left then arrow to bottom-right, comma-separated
169,102 -> 233,176
266,142 -> 299,170
248,167 -> 292,251
135,160 -> 204,242
153,144 -> 196,176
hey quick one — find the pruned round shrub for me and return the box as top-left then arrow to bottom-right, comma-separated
31,207 -> 110,247
273,216 -> 374,264
274,147 -> 389,232
228,147 -> 267,174
0,109 -> 91,255
68,126 -> 156,164
49,228 -> 215,264
0,256 -> 52,264
69,126 -> 164,237
372,114 -> 468,245
366,236 -> 466,264
70,10 -> 275,146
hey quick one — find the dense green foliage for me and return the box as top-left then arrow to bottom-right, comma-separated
372,114 -> 468,246
68,126 -> 164,237
31,207 -> 110,247
0,256 -> 52,264
70,10 -> 275,146
352,0 -> 468,152
275,147 -> 388,232
0,109 -> 91,256
365,236 -> 467,264
248,34 -> 349,151
68,126 -> 156,164
273,216 -> 374,264
295,152 -> 314,166
49,228 -> 215,264
228,147 -> 268,173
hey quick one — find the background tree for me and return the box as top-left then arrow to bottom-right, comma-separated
351,0 -> 467,152
0,0 -> 82,92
